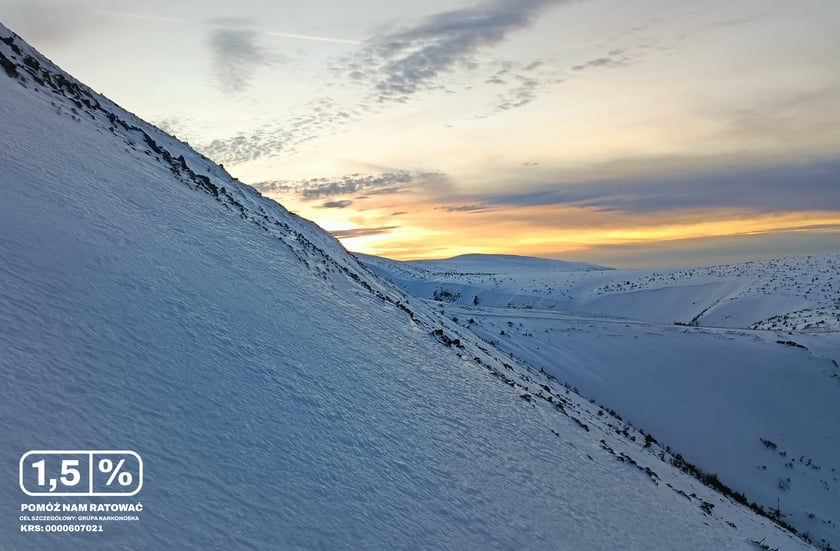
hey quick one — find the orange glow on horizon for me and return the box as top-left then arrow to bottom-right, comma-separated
266,188 -> 840,262
349,212 -> 840,261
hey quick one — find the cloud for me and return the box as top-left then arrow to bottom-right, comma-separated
345,0 -> 568,101
330,226 -> 399,239
2,0 -> 109,43
572,57 -> 612,71
263,30 -> 361,45
198,97 -> 365,163
199,1 -> 577,161
301,172 -> 414,199
480,45 -> 642,115
563,228 -> 840,270
208,15 -> 361,45
494,74 -> 540,111
487,160 -> 840,214
209,20 -> 277,94
474,57 -> 556,115
321,200 -> 353,209
255,171 -> 449,201
9,1 -> 203,46
201,130 -> 269,164
440,205 -> 491,213
468,46 -> 637,117
713,80 -> 840,151
250,180 -> 294,194
208,16 -> 251,27
153,116 -> 200,140
571,48 -> 636,72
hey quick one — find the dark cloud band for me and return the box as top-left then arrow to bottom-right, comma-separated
254,171 -> 448,201
488,160 -> 840,214
330,226 -> 399,239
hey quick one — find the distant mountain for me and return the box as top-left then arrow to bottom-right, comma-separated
0,22 -> 815,550
411,253 -> 610,273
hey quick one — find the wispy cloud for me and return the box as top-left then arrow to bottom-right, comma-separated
301,172 -> 414,199
494,74 -> 540,111
572,48 -> 634,72
478,57 -> 556,114
250,180 -> 297,193
264,30 -> 360,45
209,19 -> 278,94
321,200 -> 353,209
340,0 -> 569,102
254,171 -> 449,201
96,10 -> 361,45
250,180 -> 294,194
198,97 -> 363,163
484,45 -> 643,115
330,226 -> 399,239
195,0 -> 589,159
440,204 -> 492,213
5,0 -> 107,43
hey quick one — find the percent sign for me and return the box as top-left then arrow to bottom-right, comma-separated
98,458 -> 133,486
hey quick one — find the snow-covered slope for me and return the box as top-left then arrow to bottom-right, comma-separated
359,253 -> 607,311
361,253 -> 840,331
0,24 -> 818,550
363,253 -> 840,549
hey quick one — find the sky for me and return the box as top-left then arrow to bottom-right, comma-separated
2,0 -> 839,268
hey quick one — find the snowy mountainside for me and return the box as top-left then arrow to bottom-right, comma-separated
0,23 -> 819,550
358,253 -> 603,311
0,33 -> 382,302
360,253 -> 840,331
364,252 -> 840,549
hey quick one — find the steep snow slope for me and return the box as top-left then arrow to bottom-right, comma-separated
0,24 -> 815,550
364,253 -> 840,549
457,309 -> 840,549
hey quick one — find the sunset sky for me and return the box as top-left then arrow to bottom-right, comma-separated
2,0 -> 839,267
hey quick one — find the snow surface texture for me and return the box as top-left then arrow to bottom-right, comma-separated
0,23 -> 819,550
361,253 -> 840,549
